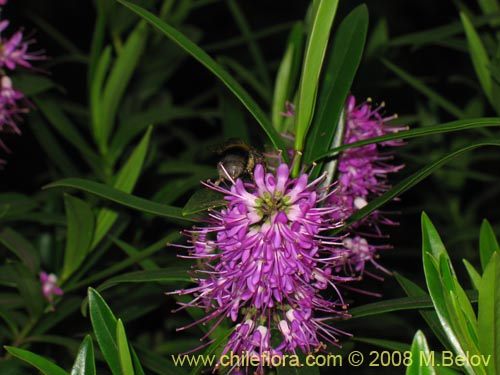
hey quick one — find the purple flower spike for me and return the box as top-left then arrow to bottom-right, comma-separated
328,95 -> 406,277
170,163 -> 354,373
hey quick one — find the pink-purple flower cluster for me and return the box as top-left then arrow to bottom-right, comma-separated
171,95 -> 405,373
0,2 -> 44,165
40,271 -> 63,310
170,164 -> 354,372
328,95 -> 405,277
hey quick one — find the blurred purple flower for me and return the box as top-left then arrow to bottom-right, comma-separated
0,20 -> 45,70
170,163 -> 353,372
0,14 -> 45,165
40,272 -> 63,308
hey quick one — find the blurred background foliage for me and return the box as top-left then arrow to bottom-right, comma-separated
1,0 -> 499,374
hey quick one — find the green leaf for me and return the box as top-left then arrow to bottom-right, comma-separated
344,141 -> 500,229
11,263 -> 45,318
95,269 -> 192,294
0,305 -> 19,337
4,347 -> 69,375
32,297 -> 81,336
422,214 -> 483,375
0,227 -> 40,274
421,212 -> 447,260
61,195 -> 95,282
88,288 -> 121,375
314,117 -> 500,162
112,237 -> 158,270
44,178 -> 190,221
388,13 -> 500,48
88,0 -> 110,89
28,112 -> 79,176
354,337 -> 411,352
218,57 -> 271,102
12,74 -> 56,96
406,331 -> 436,375
70,335 -> 96,375
460,12 -> 494,106
365,18 -> 388,59
480,219 -> 500,271
395,272 -> 452,350
131,350 -> 145,375
219,89 -> 250,141
478,0 -> 500,15
90,46 -> 112,146
72,233 -> 179,294
92,127 -> 152,248
478,253 -> 500,375
135,345 -> 188,375
99,22 -> 147,153
463,259 -> 482,291
110,106 -> 217,166
226,0 -> 271,90
117,319 -> 135,375
349,295 -> 435,318
381,59 -> 466,118
35,97 -> 102,174
116,0 -> 285,153
272,22 -> 304,132
182,187 -> 226,216
294,0 -> 339,158
0,193 -> 37,219
303,4 -> 368,168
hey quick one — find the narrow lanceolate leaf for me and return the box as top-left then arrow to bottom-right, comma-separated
478,253 -> 500,375
4,346 -> 69,375
94,22 -> 147,153
90,46 -> 111,147
422,251 -> 472,374
61,195 -> 95,282
116,0 -> 285,153
70,335 -> 96,375
303,5 -> 368,169
421,214 -> 483,375
381,59 -> 466,118
294,0 -> 339,156
92,127 -> 152,248
406,331 -> 436,375
314,117 -> 500,161
460,12 -> 494,106
182,187 -> 226,216
421,212 -> 447,261
0,227 -> 40,273
344,141 -> 500,228
88,288 -> 121,375
44,179 -> 189,221
394,272 -> 450,350
117,319 -> 135,375
96,269 -> 192,294
479,219 -> 500,271
12,263 -> 45,318
227,0 -> 271,90
272,22 -> 304,132
463,259 -> 482,291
